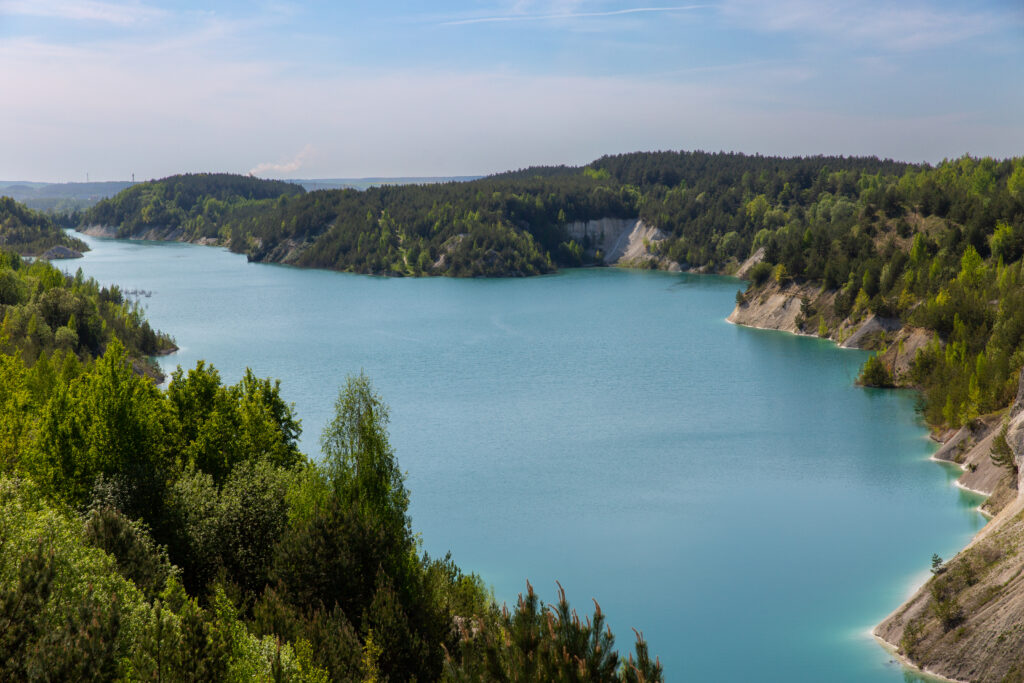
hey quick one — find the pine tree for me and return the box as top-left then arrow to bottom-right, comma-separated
990,420 -> 1018,479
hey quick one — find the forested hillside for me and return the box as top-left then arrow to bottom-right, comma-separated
75,152 -> 1024,434
0,196 -> 88,257
726,156 -> 1024,433
81,173 -> 305,241
78,153 -> 921,277
0,247 -> 173,377
0,238 -> 664,680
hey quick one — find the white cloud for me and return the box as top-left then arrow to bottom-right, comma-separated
248,145 -> 315,177
0,0 -> 164,25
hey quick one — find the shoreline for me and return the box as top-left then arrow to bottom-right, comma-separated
727,310 -> 1006,682
873,635 -> 965,683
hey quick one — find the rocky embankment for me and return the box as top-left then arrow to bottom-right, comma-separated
39,245 -> 83,259
80,225 -> 219,246
729,274 -> 1024,682
727,277 -> 932,381
873,377 -> 1024,682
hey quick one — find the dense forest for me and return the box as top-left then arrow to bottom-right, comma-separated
0,196 -> 88,256
76,152 -> 1024,433
0,201 -> 664,679
723,155 -> 1024,432
79,154 -> 922,278
0,249 -> 174,377
81,174 -> 305,241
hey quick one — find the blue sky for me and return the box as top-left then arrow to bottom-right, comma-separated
1,0 -> 1021,181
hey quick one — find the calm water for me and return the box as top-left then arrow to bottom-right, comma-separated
58,234 -> 985,681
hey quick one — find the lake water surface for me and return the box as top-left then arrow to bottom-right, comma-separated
59,234 -> 985,681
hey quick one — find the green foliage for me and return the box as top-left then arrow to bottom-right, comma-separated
81,173 -> 304,240
0,351 -> 664,680
989,420 -> 1018,478
0,477 -> 145,679
929,580 -> 964,631
443,581 -> 663,682
859,354 -> 894,388
34,339 -> 172,516
166,459 -> 292,596
168,362 -> 302,482
0,249 -> 174,368
0,196 -> 88,256
748,261 -> 773,286
83,503 -> 178,600
320,373 -> 409,541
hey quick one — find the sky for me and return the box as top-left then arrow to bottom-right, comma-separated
0,0 -> 1022,182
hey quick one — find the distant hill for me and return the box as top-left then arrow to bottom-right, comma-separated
79,173 -> 305,241
0,181 -> 135,211
0,177 -> 481,211
295,176 -> 481,191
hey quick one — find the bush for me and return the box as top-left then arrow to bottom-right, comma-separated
748,261 -> 773,286
859,354 -> 894,387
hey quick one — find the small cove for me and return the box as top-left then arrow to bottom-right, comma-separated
58,234 -> 986,681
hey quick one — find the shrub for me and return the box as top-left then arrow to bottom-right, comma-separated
748,261 -> 773,286
859,354 -> 894,387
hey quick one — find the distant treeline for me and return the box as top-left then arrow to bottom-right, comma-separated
0,180 -> 134,212
79,153 -> 922,277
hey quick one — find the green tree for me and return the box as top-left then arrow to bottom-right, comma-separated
33,338 -> 171,517
859,354 -> 894,388
320,373 -> 409,543
990,420 -> 1018,478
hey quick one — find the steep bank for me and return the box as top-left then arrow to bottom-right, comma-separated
565,217 -> 678,270
873,383 -> 1024,682
728,279 -> 934,384
80,224 -> 219,246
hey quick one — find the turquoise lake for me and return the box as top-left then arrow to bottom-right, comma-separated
58,234 -> 986,681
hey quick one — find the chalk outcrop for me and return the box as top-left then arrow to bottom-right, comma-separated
727,279 -> 935,388
80,224 -> 221,246
734,246 -> 766,279
726,280 -> 826,336
564,217 -> 673,268
39,245 -> 83,259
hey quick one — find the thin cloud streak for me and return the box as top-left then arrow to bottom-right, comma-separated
0,0 -> 164,25
720,0 -> 1015,52
441,5 -> 708,26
